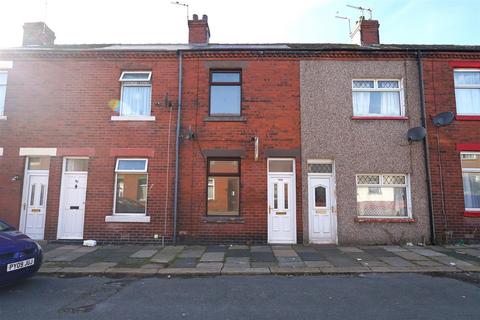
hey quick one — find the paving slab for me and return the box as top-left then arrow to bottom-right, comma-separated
359,260 -> 388,267
304,261 -> 334,268
270,266 -> 321,274
412,260 -> 443,267
43,246 -> 80,260
409,248 -> 446,257
273,250 -> 299,257
151,246 -> 184,264
271,245 -> 292,250
141,263 -> 164,269
382,245 -> 409,252
296,251 -> 324,261
205,245 -> 228,253
38,266 -> 62,274
324,256 -> 363,267
251,252 -> 276,262
130,249 -> 158,259
200,252 -> 225,262
170,258 -> 198,268
292,245 -> 317,253
250,246 -> 272,252
393,251 -> 431,261
225,249 -> 250,258
49,246 -> 97,262
105,267 -> 157,275
196,262 -> 224,269
251,262 -> 278,268
430,256 -> 473,267
229,245 -> 249,250
379,257 -> 415,267
361,248 -> 397,258
178,246 -> 205,258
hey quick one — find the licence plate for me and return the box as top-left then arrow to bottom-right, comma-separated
7,258 -> 35,272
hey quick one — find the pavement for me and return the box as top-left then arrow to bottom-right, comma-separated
37,243 -> 480,276
1,274 -> 480,319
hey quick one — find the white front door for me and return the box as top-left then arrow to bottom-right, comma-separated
24,174 -> 49,240
308,176 -> 336,244
268,175 -> 296,244
58,159 -> 88,239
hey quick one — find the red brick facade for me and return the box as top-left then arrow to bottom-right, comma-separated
423,55 -> 480,243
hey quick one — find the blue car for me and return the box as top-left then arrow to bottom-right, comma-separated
0,219 -> 43,286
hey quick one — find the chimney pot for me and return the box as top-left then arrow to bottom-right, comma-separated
188,13 -> 210,44
22,22 -> 55,47
350,17 -> 380,46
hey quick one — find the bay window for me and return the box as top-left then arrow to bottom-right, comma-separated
356,174 -> 410,218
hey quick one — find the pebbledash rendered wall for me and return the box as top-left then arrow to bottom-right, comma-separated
300,59 -> 430,244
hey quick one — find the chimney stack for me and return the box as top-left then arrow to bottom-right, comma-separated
23,22 -> 56,47
188,14 -> 210,44
350,16 -> 380,46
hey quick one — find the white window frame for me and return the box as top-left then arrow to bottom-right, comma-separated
454,69 -> 480,116
460,152 -> 480,211
113,158 -> 148,215
267,158 -> 295,175
207,178 -> 215,200
355,173 -> 412,219
112,71 -> 154,120
351,79 -> 405,117
0,70 -> 8,119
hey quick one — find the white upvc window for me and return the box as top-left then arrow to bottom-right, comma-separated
0,71 -> 7,117
207,178 -> 215,200
117,71 -> 152,117
114,158 -> 148,215
454,69 -> 480,116
460,152 -> 480,211
352,79 -> 404,117
356,174 -> 411,218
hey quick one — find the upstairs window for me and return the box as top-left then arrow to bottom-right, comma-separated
0,71 -> 7,116
461,152 -> 480,211
119,71 -> 152,116
114,159 -> 148,215
352,79 -> 403,117
454,70 -> 480,115
356,174 -> 410,218
210,71 -> 241,116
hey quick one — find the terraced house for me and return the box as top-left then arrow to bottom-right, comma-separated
0,15 -> 479,244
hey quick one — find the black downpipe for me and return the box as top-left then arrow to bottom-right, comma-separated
173,51 -> 183,244
417,50 -> 436,244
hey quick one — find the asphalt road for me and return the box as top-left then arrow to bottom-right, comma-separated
1,273 -> 479,320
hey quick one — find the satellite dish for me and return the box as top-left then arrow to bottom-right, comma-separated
407,127 -> 426,142
432,111 -> 455,127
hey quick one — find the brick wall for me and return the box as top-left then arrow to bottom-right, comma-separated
423,57 -> 480,243
0,53 -> 179,242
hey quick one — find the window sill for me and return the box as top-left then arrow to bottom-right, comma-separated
351,116 -> 409,120
202,216 -> 244,223
456,115 -> 480,121
464,211 -> 480,217
111,115 -> 156,121
204,116 -> 246,122
354,217 -> 415,223
105,215 -> 151,223
0,116 -> 7,120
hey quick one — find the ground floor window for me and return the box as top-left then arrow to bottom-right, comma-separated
114,159 -> 148,214
207,159 -> 240,216
356,174 -> 410,217
461,152 -> 480,210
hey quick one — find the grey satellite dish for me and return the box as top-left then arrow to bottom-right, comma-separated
432,111 -> 455,127
407,127 -> 426,142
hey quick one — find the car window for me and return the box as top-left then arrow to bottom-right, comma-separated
0,221 -> 14,231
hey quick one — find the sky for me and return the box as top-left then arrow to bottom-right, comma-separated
0,0 -> 479,47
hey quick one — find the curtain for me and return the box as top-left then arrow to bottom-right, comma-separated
121,86 -> 151,116
455,89 -> 480,115
352,92 -> 370,115
463,172 -> 480,209
455,72 -> 480,85
0,86 -> 6,115
393,187 -> 407,216
380,92 -> 401,116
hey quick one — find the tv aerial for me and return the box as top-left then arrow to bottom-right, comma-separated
171,1 -> 189,20
346,4 -> 373,19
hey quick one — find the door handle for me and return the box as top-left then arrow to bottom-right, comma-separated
268,205 -> 272,214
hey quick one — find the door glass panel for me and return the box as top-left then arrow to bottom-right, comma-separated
39,184 -> 45,206
28,157 -> 50,170
30,184 -> 36,206
315,186 -> 326,208
269,160 -> 293,173
66,159 -> 89,172
284,183 -> 289,209
273,183 -> 278,209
